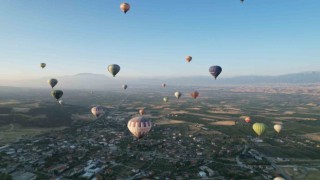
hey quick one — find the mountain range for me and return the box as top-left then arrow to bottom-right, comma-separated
0,71 -> 319,90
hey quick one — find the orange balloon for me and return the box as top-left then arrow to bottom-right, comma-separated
120,3 -> 130,14
190,91 -> 199,99
139,109 -> 145,115
185,56 -> 192,63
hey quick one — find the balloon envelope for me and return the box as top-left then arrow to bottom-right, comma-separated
245,116 -> 251,123
274,124 -> 283,133
91,106 -> 104,118
185,56 -> 192,63
190,91 -> 199,99
120,3 -> 130,13
108,64 -> 120,77
209,66 -> 222,79
127,116 -> 152,139
48,79 -> 58,89
51,90 -> 63,100
139,109 -> 145,115
40,63 -> 46,69
274,177 -> 285,180
163,97 -> 168,102
123,84 -> 128,90
162,83 -> 166,87
174,91 -> 182,99
252,123 -> 267,136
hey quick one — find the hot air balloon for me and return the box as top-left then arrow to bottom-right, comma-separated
123,84 -> 128,90
274,124 -> 283,134
48,79 -> 58,89
127,116 -> 152,139
139,109 -> 145,115
252,123 -> 267,136
274,177 -> 285,180
120,3 -> 130,14
51,90 -> 63,100
40,63 -> 46,69
108,64 -> 120,77
162,83 -> 166,87
91,106 -> 104,118
58,100 -> 63,105
190,91 -> 199,99
163,97 -> 168,103
209,66 -> 222,79
240,0 -> 244,3
174,91 -> 182,99
245,116 -> 251,123
185,56 -> 192,63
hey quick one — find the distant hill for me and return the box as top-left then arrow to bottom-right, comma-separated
165,71 -> 320,86
130,71 -> 320,87
0,72 -> 319,89
220,71 -> 320,84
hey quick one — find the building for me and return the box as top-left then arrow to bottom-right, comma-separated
11,171 -> 36,180
198,171 -> 206,178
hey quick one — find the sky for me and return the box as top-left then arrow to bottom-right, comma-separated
0,0 -> 320,80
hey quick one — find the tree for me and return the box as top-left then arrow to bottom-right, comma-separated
0,173 -> 13,180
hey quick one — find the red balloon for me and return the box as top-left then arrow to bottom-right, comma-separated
245,116 -> 251,123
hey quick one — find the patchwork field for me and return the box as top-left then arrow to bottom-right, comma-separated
0,124 -> 67,144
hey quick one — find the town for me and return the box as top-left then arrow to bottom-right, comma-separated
1,92 -> 319,180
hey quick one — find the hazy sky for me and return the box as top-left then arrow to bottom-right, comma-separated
0,0 -> 319,80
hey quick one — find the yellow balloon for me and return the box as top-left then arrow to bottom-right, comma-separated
274,124 -> 283,133
274,177 -> 285,180
252,123 -> 267,136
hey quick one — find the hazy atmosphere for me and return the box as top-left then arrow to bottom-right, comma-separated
0,0 -> 320,81
0,1 -> 319,180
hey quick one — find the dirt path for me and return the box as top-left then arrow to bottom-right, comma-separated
187,112 -> 232,120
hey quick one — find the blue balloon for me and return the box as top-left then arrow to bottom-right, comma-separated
209,66 -> 222,79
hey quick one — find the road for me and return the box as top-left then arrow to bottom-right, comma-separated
235,145 -> 255,170
261,153 -> 292,180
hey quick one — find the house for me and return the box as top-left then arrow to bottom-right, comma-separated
81,172 -> 94,179
0,145 -> 9,152
199,166 -> 214,177
47,164 -> 69,174
198,171 -> 206,178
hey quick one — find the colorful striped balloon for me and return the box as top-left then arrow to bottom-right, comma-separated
127,116 -> 152,139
